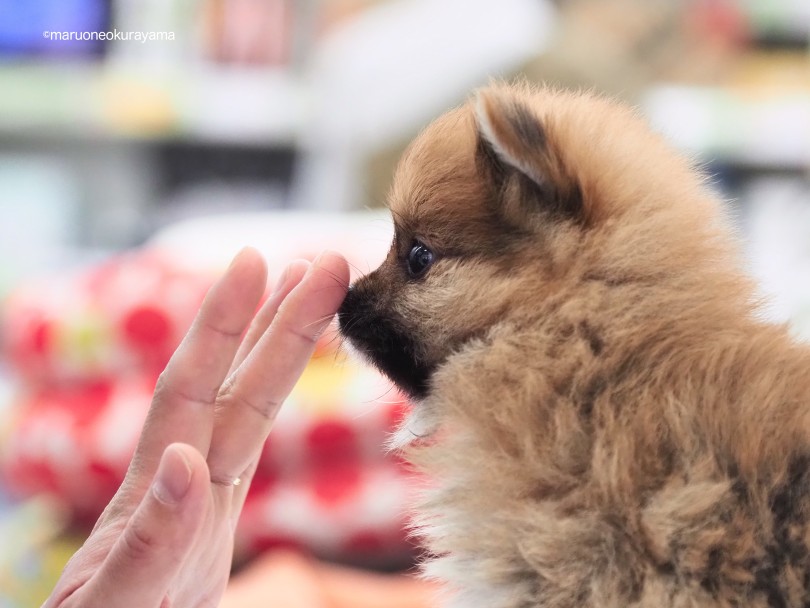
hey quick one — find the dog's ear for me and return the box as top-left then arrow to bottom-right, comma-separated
474,88 -> 583,223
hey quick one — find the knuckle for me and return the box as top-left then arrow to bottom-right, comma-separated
202,317 -> 243,340
154,370 -> 217,408
122,518 -> 162,563
59,594 -> 83,608
216,374 -> 237,402
216,382 -> 278,422
209,471 -> 238,488
210,461 -> 256,490
278,319 -> 318,345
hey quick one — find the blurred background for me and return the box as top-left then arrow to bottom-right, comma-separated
0,0 -> 808,606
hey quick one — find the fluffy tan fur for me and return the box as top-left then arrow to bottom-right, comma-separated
339,82 -> 810,607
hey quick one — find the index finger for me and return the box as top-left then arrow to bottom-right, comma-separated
206,251 -> 349,485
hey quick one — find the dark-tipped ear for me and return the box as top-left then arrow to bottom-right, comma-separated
474,88 -> 583,223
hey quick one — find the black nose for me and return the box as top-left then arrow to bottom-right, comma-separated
337,286 -> 365,338
337,284 -> 384,347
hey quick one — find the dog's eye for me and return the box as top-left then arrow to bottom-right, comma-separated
407,241 -> 435,278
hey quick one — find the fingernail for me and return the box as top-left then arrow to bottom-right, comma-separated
309,252 -> 325,273
152,444 -> 192,505
271,264 -> 292,296
227,249 -> 244,269
227,247 -> 253,270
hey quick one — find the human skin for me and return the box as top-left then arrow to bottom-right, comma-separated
43,247 -> 349,608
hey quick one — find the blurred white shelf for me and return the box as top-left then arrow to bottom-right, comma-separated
740,0 -> 810,39
643,84 -> 810,169
0,62 -> 305,146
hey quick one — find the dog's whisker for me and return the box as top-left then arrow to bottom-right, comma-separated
344,260 -> 366,278
302,313 -> 338,331
363,383 -> 397,405
313,266 -> 350,289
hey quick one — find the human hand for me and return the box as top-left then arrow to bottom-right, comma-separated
44,248 -> 349,608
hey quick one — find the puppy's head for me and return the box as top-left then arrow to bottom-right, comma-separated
339,83 -> 728,400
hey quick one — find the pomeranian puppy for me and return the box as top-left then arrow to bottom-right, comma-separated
338,82 -> 810,607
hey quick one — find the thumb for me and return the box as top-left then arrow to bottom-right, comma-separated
79,444 -> 209,607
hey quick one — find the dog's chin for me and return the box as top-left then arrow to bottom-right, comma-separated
338,305 -> 435,400
340,334 -> 440,448
344,334 -> 435,401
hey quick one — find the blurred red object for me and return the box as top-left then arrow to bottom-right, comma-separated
201,0 -> 291,65
686,0 -> 749,49
2,251 -> 211,384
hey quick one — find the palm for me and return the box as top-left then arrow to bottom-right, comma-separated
169,495 -> 234,606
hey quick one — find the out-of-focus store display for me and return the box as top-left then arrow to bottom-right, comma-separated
219,551 -> 438,608
0,212 -> 417,605
0,0 -> 808,606
744,177 -> 810,336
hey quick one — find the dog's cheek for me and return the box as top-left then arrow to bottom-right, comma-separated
393,276 -> 470,362
401,263 -> 520,360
